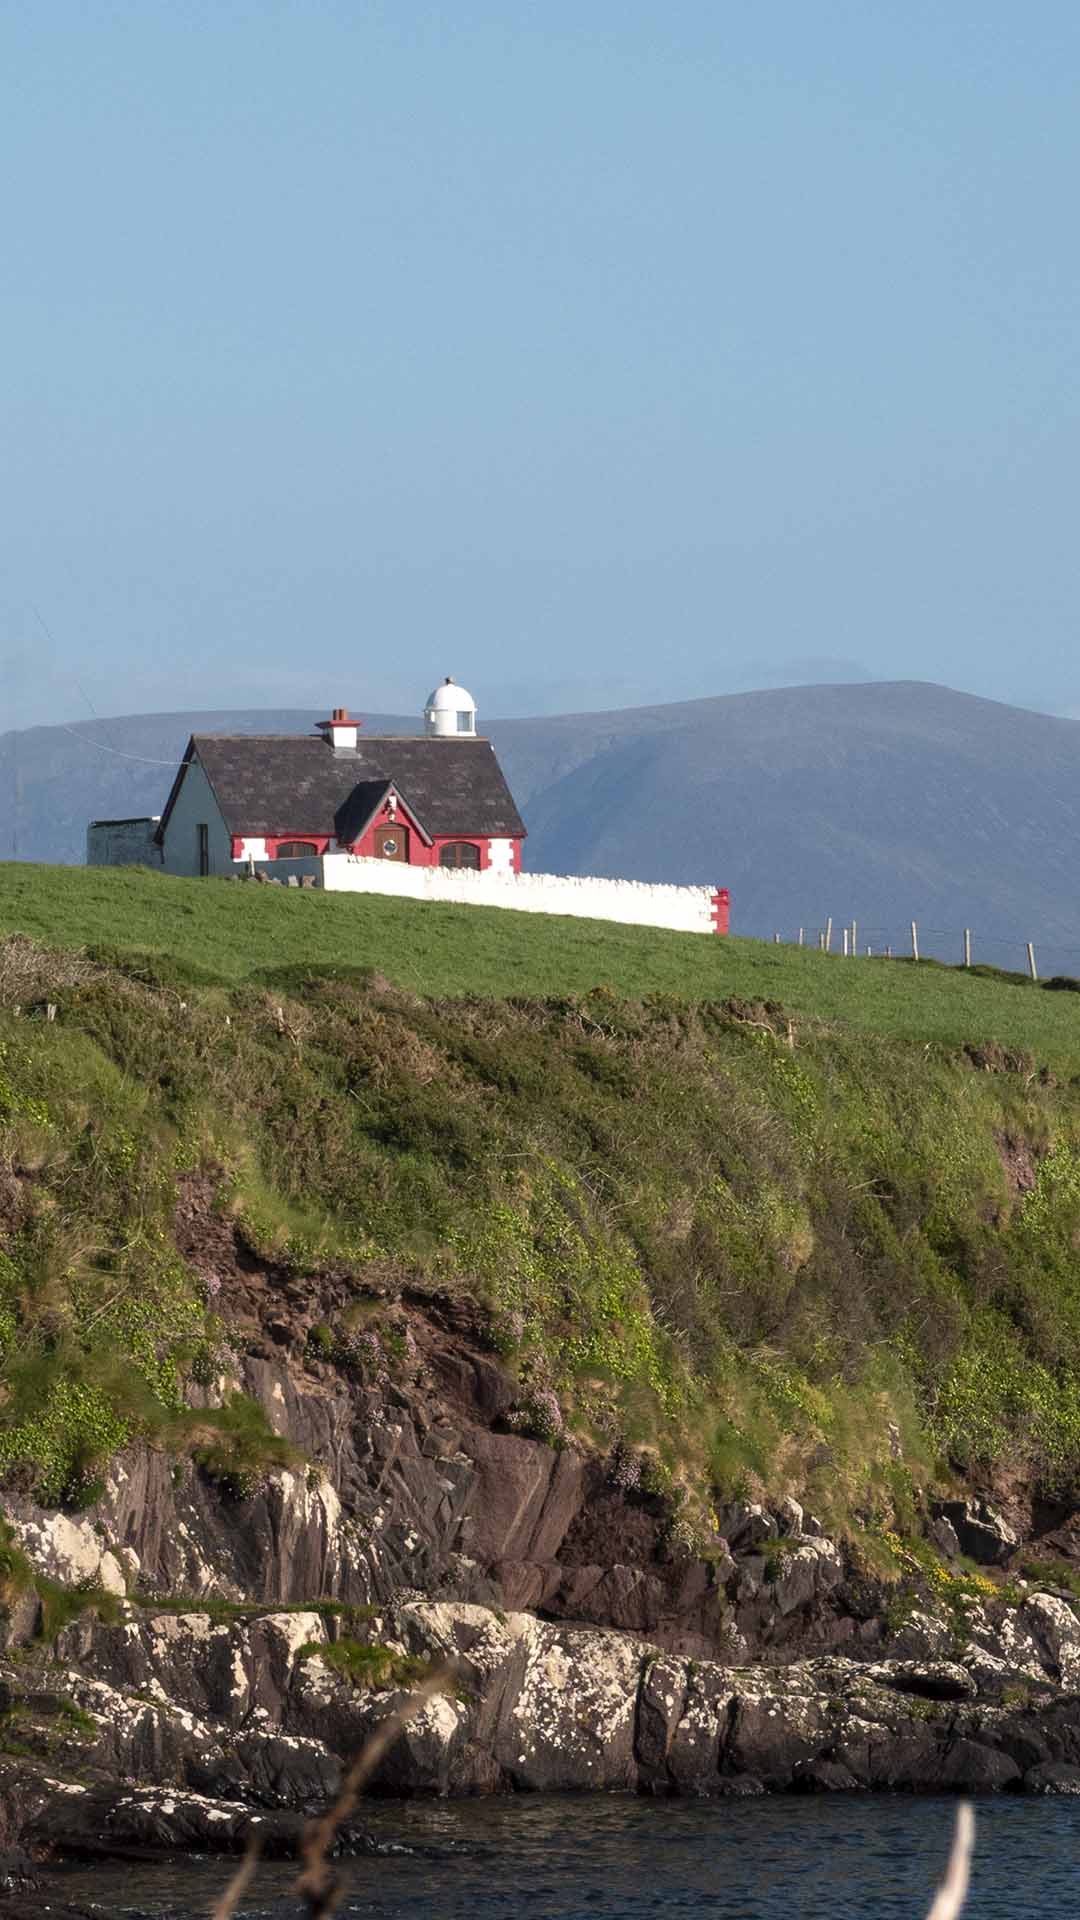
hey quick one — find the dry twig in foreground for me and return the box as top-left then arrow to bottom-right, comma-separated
207,1660 -> 456,1920
925,1802 -> 974,1920
293,1659 -> 459,1919
209,1831 -> 260,1920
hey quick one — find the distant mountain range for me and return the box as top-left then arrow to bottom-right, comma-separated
4,681 -> 1080,975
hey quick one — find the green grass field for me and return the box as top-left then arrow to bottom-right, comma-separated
2,861 -> 1079,1065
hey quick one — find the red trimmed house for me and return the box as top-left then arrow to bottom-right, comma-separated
148,683 -> 526,879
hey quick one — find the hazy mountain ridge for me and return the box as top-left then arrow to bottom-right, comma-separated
5,681 -> 1080,971
518,682 -> 1080,970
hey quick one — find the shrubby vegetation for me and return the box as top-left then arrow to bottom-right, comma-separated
298,1638 -> 439,1691
3,874 -> 1080,1546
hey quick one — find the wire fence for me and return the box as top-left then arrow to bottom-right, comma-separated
764,919 -> 1080,982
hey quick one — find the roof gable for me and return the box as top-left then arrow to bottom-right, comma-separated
156,737 -> 201,843
333,779 -> 434,848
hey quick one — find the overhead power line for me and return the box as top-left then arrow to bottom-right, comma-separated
26,604 -> 179,765
56,724 -> 178,766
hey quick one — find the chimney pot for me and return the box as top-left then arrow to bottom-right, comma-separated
317,706 -> 360,750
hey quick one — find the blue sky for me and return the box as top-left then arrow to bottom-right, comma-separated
3,1 -> 1079,727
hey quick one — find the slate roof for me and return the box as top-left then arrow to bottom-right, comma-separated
157,734 -> 526,842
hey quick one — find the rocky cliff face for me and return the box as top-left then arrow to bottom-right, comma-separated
5,1194 -> 1080,1867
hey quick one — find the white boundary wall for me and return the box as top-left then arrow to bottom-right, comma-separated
319,853 -> 721,935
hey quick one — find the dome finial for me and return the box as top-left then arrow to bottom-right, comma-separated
425,676 -> 477,737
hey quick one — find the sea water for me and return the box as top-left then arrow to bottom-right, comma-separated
44,1793 -> 1080,1917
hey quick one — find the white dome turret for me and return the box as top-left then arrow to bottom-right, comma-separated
424,676 -> 477,737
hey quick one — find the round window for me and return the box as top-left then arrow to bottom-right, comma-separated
382,836 -> 399,856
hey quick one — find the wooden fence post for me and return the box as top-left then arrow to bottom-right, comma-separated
911,921 -> 920,963
1027,942 -> 1038,982
963,928 -> 972,969
851,919 -> 857,955
825,917 -> 833,953
798,927 -> 804,947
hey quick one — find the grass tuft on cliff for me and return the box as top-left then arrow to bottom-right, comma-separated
3,875 -> 1080,1541
298,1639 -> 438,1691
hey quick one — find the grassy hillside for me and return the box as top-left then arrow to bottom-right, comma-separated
3,862 -> 1080,1065
5,878 -> 1080,1563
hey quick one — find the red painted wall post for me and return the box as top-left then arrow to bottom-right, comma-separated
711,888 -> 730,935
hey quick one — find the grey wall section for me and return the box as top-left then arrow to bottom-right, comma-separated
245,856 -> 322,884
86,818 -> 162,867
160,758 -> 233,876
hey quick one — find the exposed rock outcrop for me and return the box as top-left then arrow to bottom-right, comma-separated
6,1593 -> 1080,1860
933,1497 -> 1019,1567
1,1297 -> 755,1661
